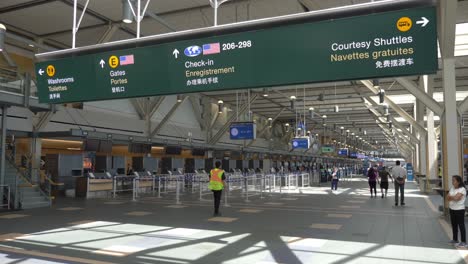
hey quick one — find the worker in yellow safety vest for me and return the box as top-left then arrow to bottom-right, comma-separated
209,161 -> 226,216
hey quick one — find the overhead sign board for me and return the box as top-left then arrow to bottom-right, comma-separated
229,122 -> 256,140
321,146 -> 335,153
292,138 -> 310,149
338,148 -> 349,156
36,7 -> 437,104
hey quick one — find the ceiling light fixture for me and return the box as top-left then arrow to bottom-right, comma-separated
0,24 -> 6,52
218,100 -> 224,114
379,88 -> 385,104
122,0 -> 135,24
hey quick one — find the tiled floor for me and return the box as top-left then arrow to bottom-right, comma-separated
0,177 -> 463,264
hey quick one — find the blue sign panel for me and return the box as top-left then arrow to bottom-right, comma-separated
292,138 -> 310,149
406,163 -> 414,181
350,152 -> 357,158
338,148 -> 349,156
230,122 -> 256,140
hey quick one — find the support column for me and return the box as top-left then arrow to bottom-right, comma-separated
416,79 -> 427,175
442,58 -> 462,187
413,102 -> 420,173
30,136 -> 42,184
425,75 -> 438,180
0,106 -> 7,187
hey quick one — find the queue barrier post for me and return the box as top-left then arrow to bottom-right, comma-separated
176,176 -> 181,205
132,178 -> 137,201
152,176 -> 155,195
113,178 -> 116,198
245,176 -> 250,202
260,176 -> 264,199
157,176 -> 161,198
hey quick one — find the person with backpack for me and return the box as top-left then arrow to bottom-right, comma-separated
448,175 -> 467,247
378,166 -> 393,198
367,164 -> 378,198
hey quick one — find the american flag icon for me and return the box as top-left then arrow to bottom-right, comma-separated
120,55 -> 134,65
203,43 -> 220,55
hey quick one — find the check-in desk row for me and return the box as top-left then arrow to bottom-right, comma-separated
81,171 -> 154,198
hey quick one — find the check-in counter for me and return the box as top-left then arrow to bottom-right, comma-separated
86,172 -> 113,198
134,171 -> 155,194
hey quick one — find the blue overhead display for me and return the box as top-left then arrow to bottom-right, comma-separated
230,122 -> 256,140
338,148 -> 349,156
406,163 -> 414,181
292,138 -> 310,149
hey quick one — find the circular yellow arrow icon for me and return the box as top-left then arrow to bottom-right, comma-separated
397,17 -> 412,32
46,65 -> 56,77
109,56 -> 119,68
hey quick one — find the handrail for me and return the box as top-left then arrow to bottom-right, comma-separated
5,156 -> 52,205
40,171 -> 64,186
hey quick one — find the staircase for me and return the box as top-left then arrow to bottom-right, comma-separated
2,159 -> 50,210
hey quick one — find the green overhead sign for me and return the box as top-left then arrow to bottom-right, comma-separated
321,146 -> 335,153
36,6 -> 437,104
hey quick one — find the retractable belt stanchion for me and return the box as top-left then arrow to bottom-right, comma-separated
176,176 -> 181,205
152,176 -> 156,195
260,175 -> 264,199
199,176 -> 203,201
269,174 -> 272,195
224,176 -> 231,207
132,178 -> 137,201
113,177 -> 117,198
157,176 -> 161,198
245,176 -> 249,202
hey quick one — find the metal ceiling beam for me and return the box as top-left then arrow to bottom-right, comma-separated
59,0 -> 108,23
360,80 -> 426,134
297,0 -> 320,12
33,111 -> 55,132
150,97 -> 186,137
458,96 -> 468,114
98,24 -> 120,44
130,98 -> 146,120
369,106 -> 414,147
147,96 -> 165,118
0,0 -> 53,14
246,108 -> 285,148
0,49 -> 17,68
395,77 -> 444,116
146,11 -> 177,32
364,96 -> 420,144
189,95 -> 205,130
5,32 -> 56,51
208,94 -> 258,145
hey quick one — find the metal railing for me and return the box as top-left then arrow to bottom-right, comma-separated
0,185 -> 11,210
4,155 -> 52,208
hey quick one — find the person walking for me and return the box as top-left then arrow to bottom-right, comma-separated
448,175 -> 467,247
392,160 -> 407,206
378,166 -> 393,198
367,164 -> 378,198
331,167 -> 339,191
209,161 -> 226,216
